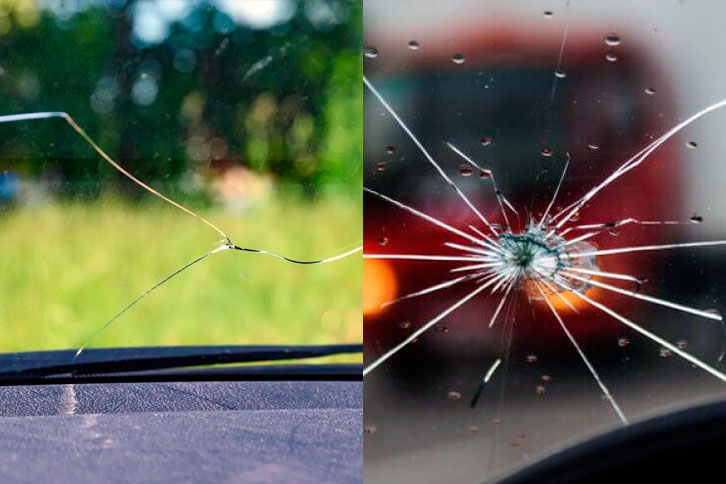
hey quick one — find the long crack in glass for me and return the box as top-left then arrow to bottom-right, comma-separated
363,74 -> 726,425
0,111 -> 361,357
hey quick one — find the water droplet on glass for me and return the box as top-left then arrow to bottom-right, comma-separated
451,53 -> 466,64
535,385 -> 546,395
604,33 -> 621,46
480,136 -> 492,146
448,391 -> 462,401
364,47 -> 378,59
618,336 -> 631,347
399,321 -> 411,329
490,418 -> 501,425
385,145 -> 395,155
436,325 -> 450,334
690,213 -> 703,224
587,142 -> 600,150
636,276 -> 648,284
645,87 -> 656,95
540,147 -> 553,157
376,162 -> 387,172
659,347 -> 673,358
686,141 -> 698,149
543,10 -> 553,18
468,426 -> 481,434
676,339 -> 688,350
541,375 -> 552,382
378,236 -> 389,246
526,354 -> 538,364
408,40 -> 420,50
459,165 -> 473,177
364,425 -> 377,435
569,212 -> 580,222
554,69 -> 566,79
608,228 -> 620,237
479,171 -> 491,179
605,52 -> 618,63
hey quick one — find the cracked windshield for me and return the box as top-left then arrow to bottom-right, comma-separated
0,0 -> 362,357
363,0 -> 726,482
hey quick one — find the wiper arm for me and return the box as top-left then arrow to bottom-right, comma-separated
0,344 -> 362,381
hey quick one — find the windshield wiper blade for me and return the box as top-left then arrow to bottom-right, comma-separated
0,344 -> 362,381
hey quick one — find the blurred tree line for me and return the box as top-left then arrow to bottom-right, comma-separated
0,0 -> 362,199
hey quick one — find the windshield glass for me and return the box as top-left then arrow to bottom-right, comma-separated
363,0 -> 726,481
0,0 -> 362,358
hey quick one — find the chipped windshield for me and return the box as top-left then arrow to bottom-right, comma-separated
363,0 -> 726,482
0,0 -> 362,357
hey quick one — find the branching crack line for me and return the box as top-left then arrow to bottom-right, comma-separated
363,76 -> 726,424
0,112 -> 362,356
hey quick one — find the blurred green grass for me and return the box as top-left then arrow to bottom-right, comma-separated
0,194 -> 361,356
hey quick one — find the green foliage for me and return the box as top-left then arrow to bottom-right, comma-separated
0,194 -> 362,352
0,0 -> 362,195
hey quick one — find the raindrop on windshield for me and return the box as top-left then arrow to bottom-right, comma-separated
604,33 -> 621,46
451,53 -> 466,64
364,47 -> 379,59
459,165 -> 473,177
447,390 -> 462,401
659,348 -> 674,358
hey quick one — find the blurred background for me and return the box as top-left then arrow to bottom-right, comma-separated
0,0 -> 362,353
363,0 -> 726,482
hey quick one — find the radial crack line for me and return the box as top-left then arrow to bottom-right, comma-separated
471,358 -> 502,408
561,219 -> 687,238
364,76 -> 499,236
364,187 -> 503,252
447,142 -> 513,231
554,99 -> 726,230
532,269 -> 580,314
364,274 -> 502,376
559,217 -> 692,248
560,270 -> 722,322
563,266 -> 641,284
381,276 -> 470,308
450,262 -> 505,273
364,254 -> 486,262
445,242 -> 499,257
534,279 -> 628,424
489,281 -> 514,329
538,152 -> 570,229
550,277 -> 726,385
564,240 -> 726,258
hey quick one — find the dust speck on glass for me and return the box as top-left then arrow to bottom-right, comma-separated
363,0 -> 726,482
0,1 -> 362,354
